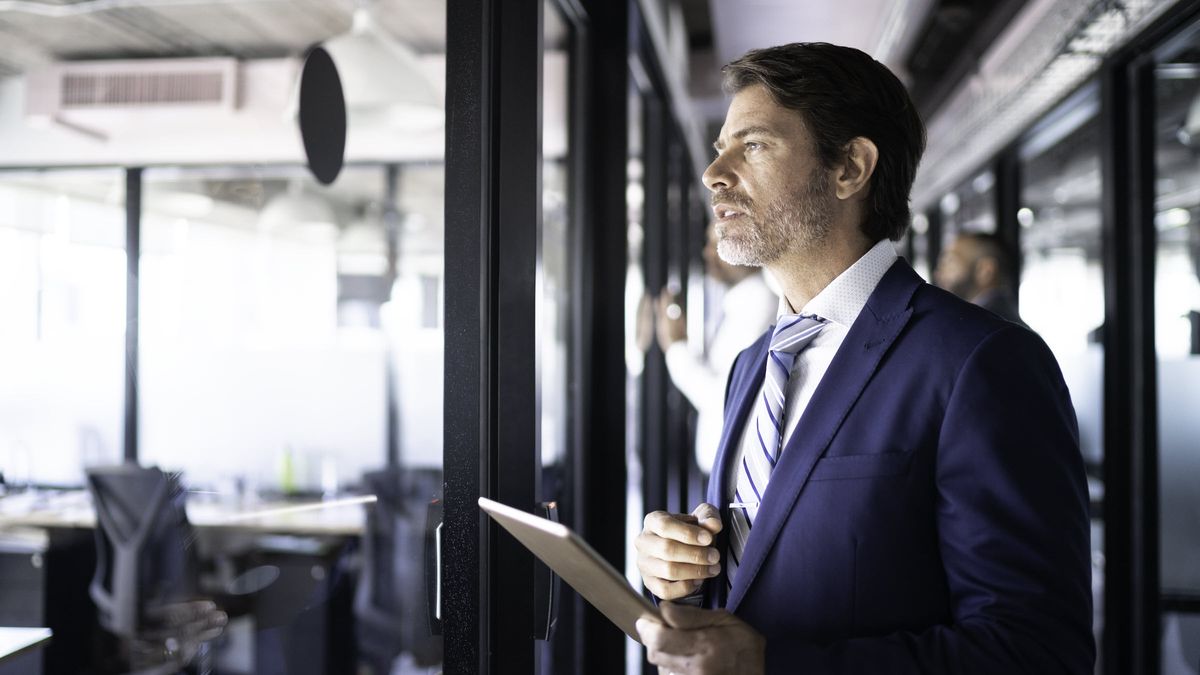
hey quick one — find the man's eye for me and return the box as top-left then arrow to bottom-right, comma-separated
745,141 -> 763,152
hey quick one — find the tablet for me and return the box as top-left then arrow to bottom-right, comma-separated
478,497 -> 662,642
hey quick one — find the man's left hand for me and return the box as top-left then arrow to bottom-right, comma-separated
636,601 -> 765,675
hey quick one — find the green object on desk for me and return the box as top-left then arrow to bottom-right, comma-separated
279,447 -> 295,495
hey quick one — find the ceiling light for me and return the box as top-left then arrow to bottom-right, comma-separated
320,8 -> 442,131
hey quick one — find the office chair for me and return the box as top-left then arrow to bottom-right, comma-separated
354,466 -> 443,674
87,464 -> 223,674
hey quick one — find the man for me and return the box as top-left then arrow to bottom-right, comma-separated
935,231 -> 1026,325
634,43 -> 1092,674
655,222 -> 777,474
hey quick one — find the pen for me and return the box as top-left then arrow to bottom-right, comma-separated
728,501 -> 758,509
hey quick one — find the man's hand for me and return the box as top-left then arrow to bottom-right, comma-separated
636,504 -> 723,600
655,290 -> 688,350
130,599 -> 228,670
637,602 -> 766,675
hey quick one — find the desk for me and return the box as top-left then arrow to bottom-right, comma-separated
0,490 -> 367,537
0,490 -> 367,674
0,627 -> 50,662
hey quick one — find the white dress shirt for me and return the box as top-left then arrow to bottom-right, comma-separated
725,239 -> 899,500
665,272 -> 778,473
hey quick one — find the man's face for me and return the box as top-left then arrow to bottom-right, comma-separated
934,238 -> 978,300
702,84 -> 835,267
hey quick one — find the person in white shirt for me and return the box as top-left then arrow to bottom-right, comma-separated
655,222 -> 778,475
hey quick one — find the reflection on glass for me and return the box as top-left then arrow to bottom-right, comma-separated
0,170 -> 126,486
1155,46 -> 1200,615
910,212 -> 932,281
139,162 -> 445,669
624,83 -> 647,672
940,169 -> 997,249
1017,91 -> 1106,666
542,2 -> 571,471
1019,103 -> 1105,465
142,167 -> 377,490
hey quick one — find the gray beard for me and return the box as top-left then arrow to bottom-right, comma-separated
716,171 -> 835,267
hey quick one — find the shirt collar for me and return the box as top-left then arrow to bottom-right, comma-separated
775,238 -> 898,328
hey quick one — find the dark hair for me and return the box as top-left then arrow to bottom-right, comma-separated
722,42 -> 926,242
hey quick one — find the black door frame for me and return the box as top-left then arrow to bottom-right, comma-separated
443,1 -> 544,672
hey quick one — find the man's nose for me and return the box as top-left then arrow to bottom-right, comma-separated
702,154 -> 735,193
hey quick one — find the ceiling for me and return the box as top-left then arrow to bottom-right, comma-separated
707,0 -> 924,68
0,0 -> 445,78
689,0 -> 936,129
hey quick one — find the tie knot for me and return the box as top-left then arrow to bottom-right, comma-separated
769,314 -> 826,355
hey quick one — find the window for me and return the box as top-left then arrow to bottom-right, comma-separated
0,170 -> 126,486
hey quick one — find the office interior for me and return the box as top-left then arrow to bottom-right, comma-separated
0,0 -> 1198,673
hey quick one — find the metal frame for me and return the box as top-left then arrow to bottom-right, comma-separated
639,70 -> 670,518
1101,49 -> 1161,675
574,0 -> 631,670
550,0 -> 593,671
123,167 -> 142,463
443,0 -> 544,672
992,150 -> 1021,292
1098,1 -> 1200,670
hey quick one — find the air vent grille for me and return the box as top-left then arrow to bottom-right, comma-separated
60,70 -> 227,108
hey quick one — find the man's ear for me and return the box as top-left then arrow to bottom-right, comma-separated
835,137 -> 879,201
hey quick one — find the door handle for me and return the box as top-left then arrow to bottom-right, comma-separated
424,498 -> 443,635
533,501 -> 559,641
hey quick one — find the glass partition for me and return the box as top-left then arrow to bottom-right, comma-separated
1153,27 -> 1200,674
1017,87 -> 1106,664
542,0 -> 572,473
138,160 -> 446,670
940,169 -> 997,243
138,164 -> 442,491
0,169 -> 126,487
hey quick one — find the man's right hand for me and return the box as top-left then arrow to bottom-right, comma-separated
636,503 -> 724,600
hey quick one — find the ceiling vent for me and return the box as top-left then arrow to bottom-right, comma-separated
26,57 -> 240,119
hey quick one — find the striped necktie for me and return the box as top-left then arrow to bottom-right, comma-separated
728,314 -> 827,588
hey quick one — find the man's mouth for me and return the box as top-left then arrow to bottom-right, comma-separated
712,204 -> 745,221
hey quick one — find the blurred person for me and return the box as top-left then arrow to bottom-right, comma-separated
654,222 -> 778,474
634,42 -> 1092,675
934,231 -> 1025,325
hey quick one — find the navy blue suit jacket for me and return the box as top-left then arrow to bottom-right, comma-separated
705,259 -> 1094,674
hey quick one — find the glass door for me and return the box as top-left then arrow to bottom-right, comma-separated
1151,18 -> 1200,675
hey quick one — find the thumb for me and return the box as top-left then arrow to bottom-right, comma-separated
659,602 -> 736,630
692,503 -> 723,534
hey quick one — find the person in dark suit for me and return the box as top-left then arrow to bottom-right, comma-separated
633,42 -> 1093,674
934,231 -> 1026,325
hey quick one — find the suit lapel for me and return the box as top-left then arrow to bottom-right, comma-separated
726,261 -> 923,611
708,332 -> 771,509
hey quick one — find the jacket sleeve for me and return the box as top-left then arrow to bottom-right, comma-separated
764,325 -> 1095,675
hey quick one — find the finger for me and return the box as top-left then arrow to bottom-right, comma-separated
646,647 -> 692,673
659,602 -> 735,630
691,503 -> 724,534
636,531 -> 720,565
642,576 -> 704,600
145,600 -> 218,626
640,556 -> 721,582
644,511 -> 715,546
639,615 -> 703,657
